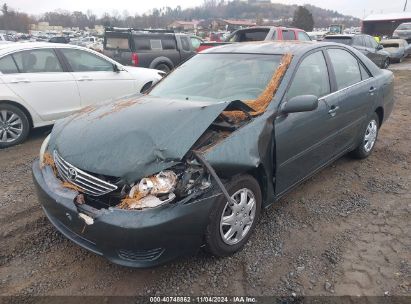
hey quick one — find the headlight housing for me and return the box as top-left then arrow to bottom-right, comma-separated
119,170 -> 178,210
39,134 -> 51,168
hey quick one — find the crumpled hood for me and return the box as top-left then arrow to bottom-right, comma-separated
49,95 -> 230,183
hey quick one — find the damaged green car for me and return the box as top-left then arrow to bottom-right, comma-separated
33,41 -> 395,267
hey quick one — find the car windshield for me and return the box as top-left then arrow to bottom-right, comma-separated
397,24 -> 411,30
149,53 -> 282,102
323,37 -> 352,45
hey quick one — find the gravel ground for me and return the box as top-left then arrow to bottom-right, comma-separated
0,63 -> 410,298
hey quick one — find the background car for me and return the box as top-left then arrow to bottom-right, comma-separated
225,26 -> 311,42
198,26 -> 311,52
392,22 -> 411,43
48,36 -> 70,44
380,39 -> 410,63
0,42 -> 163,148
103,27 -> 196,73
323,34 -> 390,68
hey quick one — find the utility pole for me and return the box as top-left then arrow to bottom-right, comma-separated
405,0 -> 408,11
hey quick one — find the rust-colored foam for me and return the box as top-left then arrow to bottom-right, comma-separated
118,191 -> 146,209
61,181 -> 83,192
223,53 -> 293,122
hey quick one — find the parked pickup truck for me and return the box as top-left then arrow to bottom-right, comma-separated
103,27 -> 196,72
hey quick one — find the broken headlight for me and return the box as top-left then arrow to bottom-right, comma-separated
119,170 -> 178,210
39,134 -> 51,168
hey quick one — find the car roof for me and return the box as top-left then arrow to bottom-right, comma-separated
324,34 -> 355,38
235,26 -> 304,31
202,40 -> 337,56
0,42 -> 92,55
381,39 -> 405,44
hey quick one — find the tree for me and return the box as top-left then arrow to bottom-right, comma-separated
292,6 -> 314,31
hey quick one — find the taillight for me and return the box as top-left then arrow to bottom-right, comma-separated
131,53 -> 139,66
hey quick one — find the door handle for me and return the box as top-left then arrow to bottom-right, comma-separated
368,87 -> 377,95
10,78 -> 30,83
328,105 -> 339,117
78,76 -> 92,81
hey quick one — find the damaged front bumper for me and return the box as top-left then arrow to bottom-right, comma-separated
32,159 -> 220,268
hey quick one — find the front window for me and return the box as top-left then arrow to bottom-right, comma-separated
61,49 -> 113,72
298,31 -> 311,41
287,51 -> 330,99
149,53 -> 282,102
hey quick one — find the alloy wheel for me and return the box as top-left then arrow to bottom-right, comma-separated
219,188 -> 257,245
0,110 -> 23,143
364,119 -> 378,153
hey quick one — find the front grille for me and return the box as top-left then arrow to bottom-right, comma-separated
117,248 -> 164,262
53,150 -> 118,196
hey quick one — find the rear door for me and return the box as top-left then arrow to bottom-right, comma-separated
0,48 -> 80,121
325,48 -> 376,150
59,48 -> 136,107
275,50 -> 339,195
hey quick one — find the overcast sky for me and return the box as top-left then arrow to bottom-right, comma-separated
7,0 -> 411,19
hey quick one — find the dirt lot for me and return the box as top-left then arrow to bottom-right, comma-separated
0,62 -> 410,298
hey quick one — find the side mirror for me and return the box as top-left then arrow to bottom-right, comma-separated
281,95 -> 319,114
376,44 -> 383,50
112,63 -> 121,72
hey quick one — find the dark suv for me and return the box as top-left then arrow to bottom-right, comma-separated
323,34 -> 390,68
103,28 -> 196,72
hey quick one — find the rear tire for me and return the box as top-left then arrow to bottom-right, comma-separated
155,63 -> 171,73
205,174 -> 262,257
349,113 -> 379,159
0,103 -> 30,149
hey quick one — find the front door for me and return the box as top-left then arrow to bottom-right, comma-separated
59,48 -> 136,107
275,50 -> 340,195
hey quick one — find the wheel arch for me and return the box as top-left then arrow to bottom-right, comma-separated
247,164 -> 269,206
375,106 -> 384,127
0,100 -> 33,128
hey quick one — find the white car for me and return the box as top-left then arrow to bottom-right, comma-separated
0,42 -> 163,148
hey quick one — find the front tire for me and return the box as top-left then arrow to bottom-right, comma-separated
349,113 -> 379,159
0,104 -> 30,149
205,174 -> 262,257
155,63 -> 171,73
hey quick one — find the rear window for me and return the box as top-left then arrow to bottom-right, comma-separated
282,30 -> 296,40
323,37 -> 353,45
105,37 -> 130,50
0,55 -> 19,74
229,29 -> 269,42
133,35 -> 177,51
